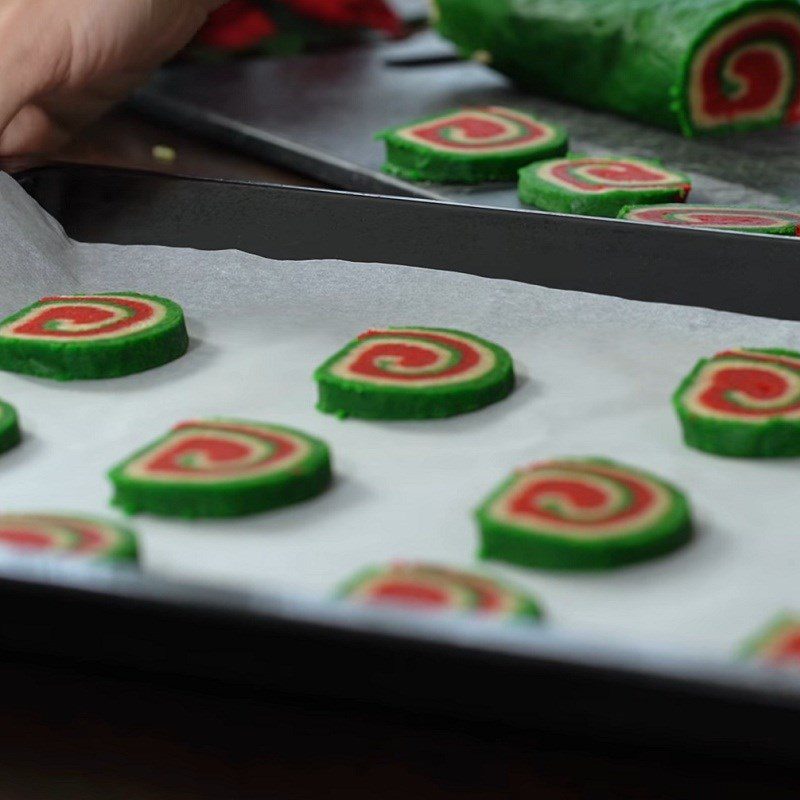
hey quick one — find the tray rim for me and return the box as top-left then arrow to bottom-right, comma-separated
21,158 -> 800,244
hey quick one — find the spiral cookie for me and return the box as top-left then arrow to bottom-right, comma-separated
741,614 -> 800,669
476,458 -> 692,570
0,514 -> 138,563
519,156 -> 691,217
619,204 -> 800,236
0,293 -> 189,380
337,562 -> 543,620
109,418 -> 332,518
377,106 -> 568,183
0,399 -> 20,456
315,327 -> 515,419
674,348 -> 800,457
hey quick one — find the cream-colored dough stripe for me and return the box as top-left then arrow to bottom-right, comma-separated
330,329 -> 497,387
488,465 -> 671,539
124,427 -> 311,484
689,11 -> 800,129
0,515 -> 118,551
681,359 -> 800,420
0,295 -> 167,341
536,159 -> 683,193
396,107 -> 556,154
626,207 -> 799,227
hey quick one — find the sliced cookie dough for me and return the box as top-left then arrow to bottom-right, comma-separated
0,292 -> 189,380
377,106 -> 567,183
109,418 -> 332,518
477,458 -> 692,570
0,514 -> 138,563
337,562 -> 543,620
315,327 -> 514,419
519,156 -> 691,217
741,614 -> 800,668
619,204 -> 800,235
674,348 -> 800,457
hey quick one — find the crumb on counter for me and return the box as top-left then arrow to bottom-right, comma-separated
151,144 -> 177,163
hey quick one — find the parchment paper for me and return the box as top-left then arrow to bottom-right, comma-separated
1,173 -> 799,663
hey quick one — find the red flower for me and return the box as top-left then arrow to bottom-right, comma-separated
283,0 -> 402,34
198,0 -> 277,50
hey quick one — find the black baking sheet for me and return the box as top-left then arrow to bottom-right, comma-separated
3,163 -> 800,764
134,29 -> 800,211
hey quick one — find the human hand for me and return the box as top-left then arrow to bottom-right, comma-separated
0,0 -> 224,154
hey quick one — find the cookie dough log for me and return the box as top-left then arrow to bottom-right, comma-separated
674,348 -> 800,456
476,458 -> 692,570
337,562 -> 543,620
620,204 -> 800,235
435,0 -> 800,136
0,514 -> 138,563
109,418 -> 332,518
0,399 -> 20,455
519,156 -> 691,217
0,293 -> 189,380
377,106 -> 568,183
741,614 -> 800,667
315,327 -> 515,419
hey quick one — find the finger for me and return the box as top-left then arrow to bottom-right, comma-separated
0,105 -> 70,156
0,0 -> 70,124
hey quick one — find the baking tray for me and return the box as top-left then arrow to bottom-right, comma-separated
134,29 -> 800,211
6,163 -> 800,764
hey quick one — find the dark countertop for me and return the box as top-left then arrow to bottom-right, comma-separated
4,654 -> 799,800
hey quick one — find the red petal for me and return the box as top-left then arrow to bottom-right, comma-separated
198,0 -> 277,49
283,0 -> 402,34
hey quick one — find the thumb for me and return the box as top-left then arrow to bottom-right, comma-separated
0,1 -> 71,136
0,105 -> 71,156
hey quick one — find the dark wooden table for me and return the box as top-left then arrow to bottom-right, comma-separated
7,107 -> 796,800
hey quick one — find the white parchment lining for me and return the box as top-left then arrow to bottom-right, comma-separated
0,173 -> 798,662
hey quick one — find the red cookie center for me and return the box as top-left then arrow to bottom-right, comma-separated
12,296 -> 155,338
350,331 -> 480,381
510,474 -> 654,527
146,434 -> 295,474
0,529 -> 56,550
367,580 -> 452,607
699,366 -> 800,415
773,632 -> 800,663
700,20 -> 800,121
412,111 -> 544,149
550,160 -> 682,192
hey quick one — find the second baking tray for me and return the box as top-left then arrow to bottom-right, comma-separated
6,164 -> 800,763
134,30 -> 800,211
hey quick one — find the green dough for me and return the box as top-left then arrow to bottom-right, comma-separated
0,292 -> 189,380
435,0 -> 800,136
377,106 -> 568,183
314,327 -> 515,419
518,155 -> 691,217
674,348 -> 800,457
476,458 -> 693,570
336,562 -> 543,620
0,514 -> 138,563
619,204 -> 800,235
0,399 -> 20,455
109,418 -> 332,518
740,613 -> 800,665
